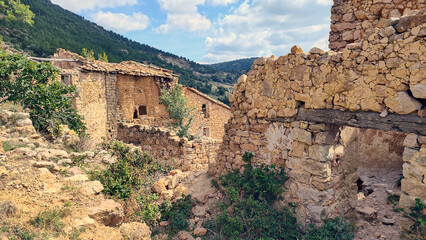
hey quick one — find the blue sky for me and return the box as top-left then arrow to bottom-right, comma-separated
50,0 -> 333,63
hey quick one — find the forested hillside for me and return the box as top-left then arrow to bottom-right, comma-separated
0,0 -> 256,102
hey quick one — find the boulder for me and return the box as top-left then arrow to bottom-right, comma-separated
410,84 -> 426,99
120,222 -> 151,240
291,45 -> 304,55
357,206 -> 377,221
88,200 -> 124,226
82,181 -> 104,195
384,92 -> 422,114
193,228 -> 207,237
177,231 -> 195,240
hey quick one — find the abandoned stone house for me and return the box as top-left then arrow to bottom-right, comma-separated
50,49 -> 230,145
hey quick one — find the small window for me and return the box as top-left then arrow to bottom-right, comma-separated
203,127 -> 210,137
61,74 -> 71,85
202,104 -> 209,118
139,106 -> 147,115
133,110 -> 138,119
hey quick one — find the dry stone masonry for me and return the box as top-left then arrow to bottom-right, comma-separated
117,123 -> 220,170
329,0 -> 426,51
211,8 -> 426,225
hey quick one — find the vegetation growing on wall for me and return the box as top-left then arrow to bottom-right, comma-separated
159,84 -> 195,138
0,51 -> 86,136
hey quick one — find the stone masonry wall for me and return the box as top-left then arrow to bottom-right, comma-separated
116,75 -> 169,122
117,123 -> 220,171
329,0 -> 425,51
211,10 -> 426,224
184,88 -> 231,140
60,70 -> 109,146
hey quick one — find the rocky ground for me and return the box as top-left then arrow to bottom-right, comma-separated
0,108 -> 151,240
355,167 -> 404,240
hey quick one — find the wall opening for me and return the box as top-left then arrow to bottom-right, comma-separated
61,74 -> 72,85
203,127 -> 210,137
339,127 -> 406,239
202,104 -> 209,118
133,109 -> 138,119
139,105 -> 147,116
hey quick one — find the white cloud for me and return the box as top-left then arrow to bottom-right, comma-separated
316,0 -> 333,5
51,0 -> 137,12
156,0 -> 212,32
158,13 -> 211,33
91,11 -> 150,33
202,0 -> 332,63
208,0 -> 238,6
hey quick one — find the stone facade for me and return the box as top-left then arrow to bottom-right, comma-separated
184,87 -> 231,140
116,122 -> 220,170
329,0 -> 425,51
52,49 -> 230,144
211,9 -> 426,224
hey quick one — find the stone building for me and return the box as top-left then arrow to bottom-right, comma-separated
184,87 -> 231,140
51,49 -> 230,144
211,2 -> 425,231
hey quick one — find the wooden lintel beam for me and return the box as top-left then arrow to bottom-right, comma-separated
272,109 -> 426,135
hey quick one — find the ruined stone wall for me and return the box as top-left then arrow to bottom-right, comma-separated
329,0 -> 425,51
211,11 -> 426,224
184,88 -> 231,140
116,75 -> 169,122
68,70 -> 109,145
117,123 -> 220,170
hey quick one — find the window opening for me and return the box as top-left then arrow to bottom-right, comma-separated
139,106 -> 147,115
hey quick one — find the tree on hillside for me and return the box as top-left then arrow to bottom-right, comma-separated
0,51 -> 86,137
0,0 -> 34,25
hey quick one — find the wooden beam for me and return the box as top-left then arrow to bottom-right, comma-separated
273,109 -> 426,135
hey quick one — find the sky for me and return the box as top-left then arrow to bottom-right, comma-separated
50,0 -> 333,64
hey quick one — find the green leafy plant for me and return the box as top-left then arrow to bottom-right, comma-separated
304,216 -> 355,240
203,152 -> 301,240
0,0 -> 35,26
0,51 -> 86,137
159,84 -> 195,138
407,198 -> 426,239
160,195 -> 195,234
219,152 -> 288,204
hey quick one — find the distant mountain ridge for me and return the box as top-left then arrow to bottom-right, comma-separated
0,0 -> 257,101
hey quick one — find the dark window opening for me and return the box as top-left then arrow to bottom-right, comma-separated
139,106 -> 147,115
202,104 -> 209,118
61,74 -> 71,85
203,127 -> 210,137
133,110 -> 138,119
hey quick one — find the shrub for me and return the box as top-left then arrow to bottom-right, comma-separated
407,198 -> 426,239
160,195 -> 195,234
159,84 -> 195,138
304,216 -> 355,240
219,152 -> 288,204
0,51 -> 86,137
204,152 -> 301,240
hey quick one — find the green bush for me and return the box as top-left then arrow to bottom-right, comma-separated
407,198 -> 426,239
219,152 -> 288,204
160,195 -> 195,234
203,152 -> 301,240
304,216 -> 355,240
0,51 -> 86,137
159,84 -> 195,138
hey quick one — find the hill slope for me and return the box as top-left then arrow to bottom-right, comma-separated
0,0 -> 256,100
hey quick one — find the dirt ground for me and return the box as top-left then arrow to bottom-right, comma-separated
355,167 -> 404,240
